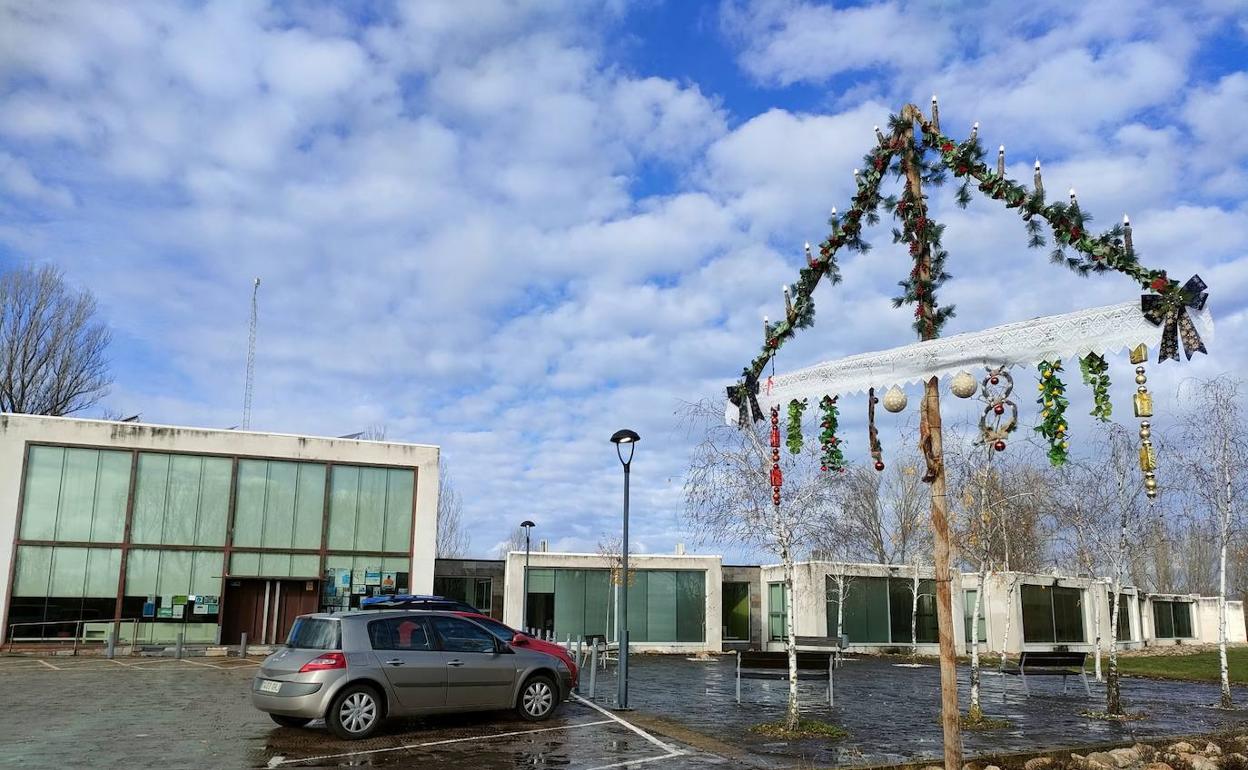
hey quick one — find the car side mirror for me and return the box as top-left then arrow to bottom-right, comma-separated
510,633 -> 528,646
495,637 -> 514,654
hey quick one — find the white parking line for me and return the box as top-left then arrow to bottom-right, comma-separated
270,718 -> 616,766
570,695 -> 687,769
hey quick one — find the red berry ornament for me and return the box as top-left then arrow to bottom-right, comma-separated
993,440 -> 1007,452
993,403 -> 1005,415
874,461 -> 885,471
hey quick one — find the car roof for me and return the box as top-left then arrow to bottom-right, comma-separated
303,609 -> 471,622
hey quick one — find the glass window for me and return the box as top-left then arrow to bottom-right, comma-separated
887,577 -> 938,644
369,617 -> 432,651
675,571 -> 705,642
1052,587 -> 1084,642
964,589 -> 988,644
1116,594 -> 1132,641
623,570 -> 646,641
1021,584 -> 1056,643
831,576 -> 889,644
9,546 -> 121,634
288,618 -> 340,649
430,616 -> 495,653
1154,600 -> 1193,638
472,616 -> 518,643
233,460 -> 325,549
768,582 -> 787,641
132,453 -> 231,546
646,571 -> 678,642
1173,602 -> 1193,638
723,582 -> 750,641
20,447 -> 130,543
327,465 -> 413,552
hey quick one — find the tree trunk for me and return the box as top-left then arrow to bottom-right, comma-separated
783,545 -> 800,730
1000,575 -> 1016,655
911,561 -> 920,658
1107,581 -> 1122,715
1092,581 -> 1103,682
968,568 -> 986,720
1220,443 -> 1234,709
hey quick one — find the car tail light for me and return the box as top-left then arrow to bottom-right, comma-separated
298,652 -> 346,673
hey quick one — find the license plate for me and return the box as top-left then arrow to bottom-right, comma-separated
259,679 -> 282,694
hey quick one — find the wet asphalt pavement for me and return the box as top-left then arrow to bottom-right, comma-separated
3,653 -> 1248,769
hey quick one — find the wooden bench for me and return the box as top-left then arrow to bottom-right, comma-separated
1000,650 -> 1091,697
735,650 -> 839,706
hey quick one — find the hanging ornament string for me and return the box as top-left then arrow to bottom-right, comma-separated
1130,344 -> 1159,499
1034,360 -> 1070,466
769,406 -> 783,505
786,398 -> 807,454
978,366 -> 1017,452
868,387 -> 884,471
819,395 -> 845,472
1079,353 -> 1112,422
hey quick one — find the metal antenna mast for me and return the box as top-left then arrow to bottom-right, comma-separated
242,277 -> 260,429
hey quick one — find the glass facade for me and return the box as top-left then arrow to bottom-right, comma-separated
434,576 -> 493,614
825,575 -> 937,644
1020,584 -> 1085,643
7,443 -> 419,643
722,582 -> 750,641
963,589 -> 987,644
768,581 -> 786,641
1152,600 -> 1194,638
1116,593 -> 1132,641
525,568 -> 706,643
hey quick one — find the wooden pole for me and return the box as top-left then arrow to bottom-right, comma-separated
900,103 -> 963,770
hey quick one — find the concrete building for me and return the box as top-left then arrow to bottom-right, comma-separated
433,557 -> 505,620
0,414 -> 439,647
501,550 -> 723,653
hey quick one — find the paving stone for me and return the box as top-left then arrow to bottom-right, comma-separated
1025,758 -> 1055,770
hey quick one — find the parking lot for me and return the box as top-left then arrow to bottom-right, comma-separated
0,655 -> 716,770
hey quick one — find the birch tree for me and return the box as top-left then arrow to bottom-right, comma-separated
1054,424 -> 1153,716
683,400 -> 835,730
1176,376 -> 1247,709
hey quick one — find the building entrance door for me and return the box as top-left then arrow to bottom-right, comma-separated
221,578 -> 320,645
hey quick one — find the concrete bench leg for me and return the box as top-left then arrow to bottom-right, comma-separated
1081,671 -> 1092,698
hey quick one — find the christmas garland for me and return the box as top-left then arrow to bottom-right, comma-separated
786,398 -> 807,454
819,395 -> 845,472
726,103 -> 1207,424
1079,353 -> 1112,421
1034,360 -> 1070,466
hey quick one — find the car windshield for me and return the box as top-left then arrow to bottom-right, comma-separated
286,618 -> 340,650
471,617 -> 516,643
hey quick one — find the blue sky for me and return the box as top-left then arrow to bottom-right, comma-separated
1,0 -> 1246,562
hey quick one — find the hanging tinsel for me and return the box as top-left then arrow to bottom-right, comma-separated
1130,344 -> 1158,499
769,406 -> 783,505
786,398 -> 807,454
819,395 -> 845,472
867,387 -> 884,471
978,366 -> 1017,452
1079,352 -> 1112,421
1034,360 -> 1070,466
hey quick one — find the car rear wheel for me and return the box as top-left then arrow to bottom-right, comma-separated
327,684 -> 383,740
516,674 -> 559,721
269,714 -> 312,729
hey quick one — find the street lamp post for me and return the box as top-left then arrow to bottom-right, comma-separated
520,520 -> 535,632
609,428 -> 639,710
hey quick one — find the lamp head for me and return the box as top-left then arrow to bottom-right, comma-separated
520,520 -> 536,529
611,428 -> 639,467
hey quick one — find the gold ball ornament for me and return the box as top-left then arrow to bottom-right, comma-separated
1135,373 -> 1147,385
950,371 -> 978,398
882,385 -> 908,413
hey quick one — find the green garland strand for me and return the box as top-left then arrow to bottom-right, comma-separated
1034,360 -> 1070,466
819,395 -> 845,472
786,398 -> 807,454
1079,353 -> 1112,421
728,105 -> 1203,422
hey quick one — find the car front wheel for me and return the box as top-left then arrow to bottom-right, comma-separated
327,684 -> 383,740
516,674 -> 559,721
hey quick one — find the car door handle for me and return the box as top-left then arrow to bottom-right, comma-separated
385,659 -> 405,666
447,659 -> 464,667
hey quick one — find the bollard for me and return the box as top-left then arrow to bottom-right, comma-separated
589,643 -> 598,700
239,632 -> 248,660
175,632 -> 184,660
106,630 -> 116,660
576,637 -> 583,668
827,652 -> 834,707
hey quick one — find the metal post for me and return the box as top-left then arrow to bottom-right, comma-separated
72,622 -> 80,657
589,644 -> 598,699
106,630 -> 116,660
131,618 -> 140,656
828,653 -> 834,707
735,651 -> 741,704
176,632 -> 185,660
239,632 -> 249,659
523,528 -> 531,630
618,461 -> 630,710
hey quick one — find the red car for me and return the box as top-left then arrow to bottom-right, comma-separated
453,612 -> 579,687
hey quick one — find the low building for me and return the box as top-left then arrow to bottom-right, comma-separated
0,414 -> 439,647
501,550 -> 722,653
433,558 -> 505,619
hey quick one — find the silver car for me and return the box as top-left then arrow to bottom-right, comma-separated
251,610 -> 574,739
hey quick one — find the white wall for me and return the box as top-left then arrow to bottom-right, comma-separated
0,414 -> 440,635
501,551 -> 722,653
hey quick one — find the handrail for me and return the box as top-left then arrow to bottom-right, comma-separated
6,618 -> 143,656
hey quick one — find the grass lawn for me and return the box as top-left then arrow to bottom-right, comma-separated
1115,647 -> 1248,684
